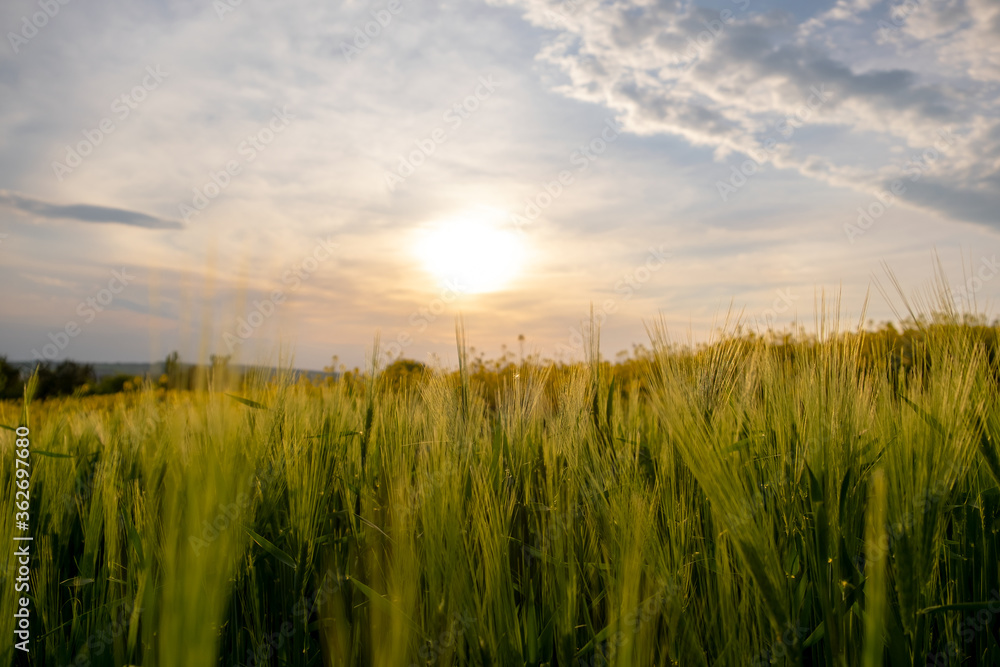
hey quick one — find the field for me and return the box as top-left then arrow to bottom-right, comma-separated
3,311 -> 1000,666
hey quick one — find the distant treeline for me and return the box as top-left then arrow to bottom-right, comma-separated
357,319 -> 999,410
0,352 -> 265,400
3,318 -> 998,401
333,317 -> 1000,402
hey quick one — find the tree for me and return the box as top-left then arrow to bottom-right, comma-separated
93,373 -> 143,395
382,359 -> 427,392
210,354 -> 234,389
0,356 -> 24,399
164,351 -> 187,389
34,361 -> 96,399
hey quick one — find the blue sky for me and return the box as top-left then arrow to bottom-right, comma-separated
1,0 -> 998,369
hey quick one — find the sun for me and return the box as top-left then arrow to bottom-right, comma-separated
414,215 -> 526,294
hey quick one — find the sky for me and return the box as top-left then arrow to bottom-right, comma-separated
1,0 -> 999,370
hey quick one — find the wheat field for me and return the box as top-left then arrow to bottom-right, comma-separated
3,305 -> 1000,667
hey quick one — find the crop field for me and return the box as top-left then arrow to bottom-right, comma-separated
2,311 -> 1000,667
6,0 -> 1000,665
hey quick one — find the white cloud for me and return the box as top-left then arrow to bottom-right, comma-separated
2,0 -> 999,367
494,0 -> 1000,227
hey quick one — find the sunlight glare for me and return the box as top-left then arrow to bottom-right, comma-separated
415,215 -> 525,294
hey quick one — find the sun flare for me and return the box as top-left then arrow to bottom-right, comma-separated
415,216 -> 525,294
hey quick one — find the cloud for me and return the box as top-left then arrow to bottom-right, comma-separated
0,190 -> 183,229
494,0 -> 1000,229
876,0 -> 1000,81
801,0 -> 881,33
